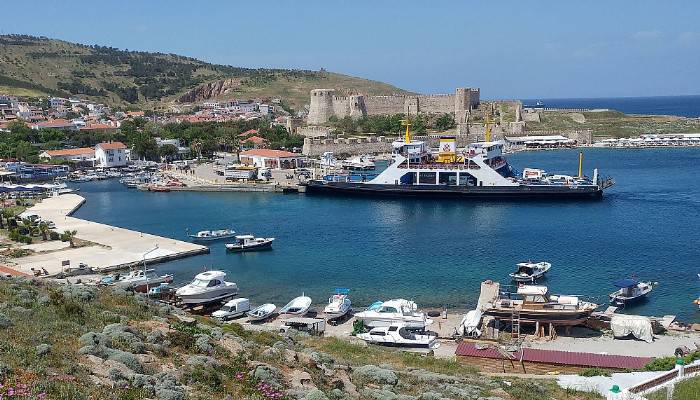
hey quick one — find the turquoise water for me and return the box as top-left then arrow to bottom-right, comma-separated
71,148 -> 700,322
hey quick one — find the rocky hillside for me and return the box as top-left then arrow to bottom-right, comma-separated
0,277 -> 600,400
0,35 -> 410,110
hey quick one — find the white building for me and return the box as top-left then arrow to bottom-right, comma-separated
95,142 -> 128,167
39,147 -> 95,163
239,149 -> 306,169
258,104 -> 273,115
49,97 -> 69,109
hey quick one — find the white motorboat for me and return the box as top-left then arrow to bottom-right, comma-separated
509,261 -> 552,282
280,295 -> 312,315
175,270 -> 238,305
609,279 -> 653,305
188,229 -> 236,242
323,288 -> 351,319
110,269 -> 174,293
225,235 -> 274,252
354,299 -> 433,329
341,155 -> 376,171
247,303 -> 277,321
357,324 -> 439,348
212,298 -> 250,320
455,309 -> 483,338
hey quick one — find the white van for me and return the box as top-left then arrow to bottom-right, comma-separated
212,298 -> 250,320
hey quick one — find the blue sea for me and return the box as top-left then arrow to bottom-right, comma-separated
521,95 -> 700,118
71,148 -> 700,322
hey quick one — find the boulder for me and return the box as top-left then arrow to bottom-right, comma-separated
35,343 -> 51,356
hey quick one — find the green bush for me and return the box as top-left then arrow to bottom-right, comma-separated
580,368 -> 611,377
645,352 -> 700,371
49,231 -> 60,240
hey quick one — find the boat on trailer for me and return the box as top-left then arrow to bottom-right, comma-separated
303,122 -> 613,200
509,261 -> 552,282
323,288 -> 352,319
609,279 -> 653,305
280,295 -> 312,315
247,303 -> 277,321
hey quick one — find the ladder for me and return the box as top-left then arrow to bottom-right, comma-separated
510,307 -> 521,339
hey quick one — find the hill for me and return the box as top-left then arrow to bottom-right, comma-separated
0,35 -> 411,111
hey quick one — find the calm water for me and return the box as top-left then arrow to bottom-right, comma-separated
521,95 -> 700,118
71,148 -> 700,321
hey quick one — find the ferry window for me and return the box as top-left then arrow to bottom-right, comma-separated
439,172 -> 457,185
399,172 -> 416,184
458,173 -> 477,186
418,172 -> 436,184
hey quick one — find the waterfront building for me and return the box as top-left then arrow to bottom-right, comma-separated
95,142 -> 128,167
239,149 -> 306,169
39,147 -> 95,163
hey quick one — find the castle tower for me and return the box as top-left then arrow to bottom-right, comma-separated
454,88 -> 470,124
308,89 -> 336,125
347,95 -> 366,119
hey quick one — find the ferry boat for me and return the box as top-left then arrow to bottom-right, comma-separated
303,122 -> 613,200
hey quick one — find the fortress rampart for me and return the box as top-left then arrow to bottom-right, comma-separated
307,87 -> 480,125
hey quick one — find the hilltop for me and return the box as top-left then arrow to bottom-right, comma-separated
0,35 -> 410,111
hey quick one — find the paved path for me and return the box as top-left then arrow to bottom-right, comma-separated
12,193 -> 208,275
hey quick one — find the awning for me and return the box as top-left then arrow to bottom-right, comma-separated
613,278 -> 638,288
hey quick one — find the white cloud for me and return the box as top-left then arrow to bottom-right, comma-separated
632,30 -> 663,41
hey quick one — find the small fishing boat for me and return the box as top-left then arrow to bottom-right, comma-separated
247,303 -> 277,321
108,269 -> 174,293
357,324 -> 439,348
280,295 -> 312,315
609,279 -> 653,305
323,288 -> 352,319
175,270 -> 238,305
225,235 -> 275,252
354,299 -> 432,329
188,229 -> 236,242
509,261 -> 552,282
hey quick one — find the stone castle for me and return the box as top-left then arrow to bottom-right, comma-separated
307,87 -> 480,125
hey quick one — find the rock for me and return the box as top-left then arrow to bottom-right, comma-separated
35,343 -> 51,356
330,369 -> 359,398
304,389 -> 329,400
220,335 -> 244,355
0,313 -> 10,329
186,355 -> 219,368
289,370 -> 315,390
79,331 -> 111,347
146,329 -> 166,344
106,348 -> 144,374
353,365 -> 398,386
210,327 -> 223,340
102,323 -> 145,354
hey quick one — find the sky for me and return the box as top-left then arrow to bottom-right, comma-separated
2,0 -> 700,99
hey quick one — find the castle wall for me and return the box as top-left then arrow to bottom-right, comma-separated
363,96 -> 406,116
415,94 -> 455,114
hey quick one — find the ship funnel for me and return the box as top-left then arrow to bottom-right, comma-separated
437,136 -> 457,163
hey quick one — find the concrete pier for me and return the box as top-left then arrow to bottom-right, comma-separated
12,194 -> 209,275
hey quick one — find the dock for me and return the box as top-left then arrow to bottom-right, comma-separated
12,193 -> 209,275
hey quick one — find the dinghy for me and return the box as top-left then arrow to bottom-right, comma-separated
247,303 -> 277,321
280,295 -> 312,315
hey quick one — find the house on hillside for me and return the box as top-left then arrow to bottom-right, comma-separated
95,142 -> 128,167
239,149 -> 306,169
241,136 -> 267,149
30,119 -> 79,132
39,147 -> 95,163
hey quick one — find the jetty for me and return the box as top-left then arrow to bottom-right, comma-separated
12,193 -> 208,275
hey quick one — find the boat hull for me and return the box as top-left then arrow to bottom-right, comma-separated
177,289 -> 238,305
189,234 -> 237,242
483,309 -> 593,326
225,241 -> 273,252
355,316 -> 430,329
303,181 -> 604,200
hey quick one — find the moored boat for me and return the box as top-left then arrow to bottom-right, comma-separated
280,295 -> 312,315
188,229 -> 236,242
109,269 -> 174,293
357,324 -> 439,348
609,279 -> 653,305
225,235 -> 274,252
247,303 -> 277,321
509,261 -> 552,282
354,299 -> 432,329
323,288 -> 352,319
175,270 -> 238,305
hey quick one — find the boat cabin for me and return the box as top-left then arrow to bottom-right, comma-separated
191,271 -> 227,288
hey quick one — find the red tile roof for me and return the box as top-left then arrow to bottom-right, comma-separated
242,135 -> 266,144
239,149 -> 300,158
34,119 -> 75,128
44,147 -> 95,157
239,129 -> 258,137
455,342 -> 652,370
80,123 -> 115,131
96,142 -> 127,150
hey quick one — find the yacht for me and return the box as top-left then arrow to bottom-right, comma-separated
303,125 -> 613,200
175,270 -> 238,305
509,261 -> 552,282
323,288 -> 352,319
225,235 -> 274,252
480,281 -> 598,326
354,299 -> 432,329
188,229 -> 236,242
357,324 -> 439,348
609,279 -> 653,305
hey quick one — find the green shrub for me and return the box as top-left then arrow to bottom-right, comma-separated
645,352 -> 700,371
580,368 -> 611,377
49,231 -> 60,240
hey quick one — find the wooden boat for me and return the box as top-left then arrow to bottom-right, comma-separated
509,261 -> 552,282
609,279 -> 653,305
225,235 -> 274,252
247,303 -> 277,321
